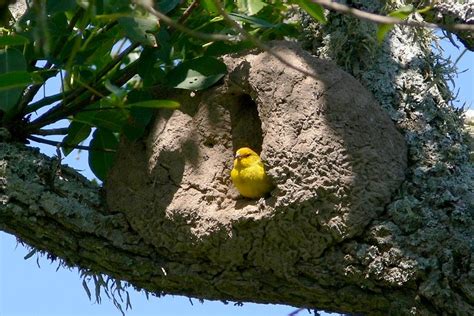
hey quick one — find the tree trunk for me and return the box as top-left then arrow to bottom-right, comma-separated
1,1 -> 473,315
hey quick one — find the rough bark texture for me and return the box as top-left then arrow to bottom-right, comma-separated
430,1 -> 474,51
300,1 -> 474,314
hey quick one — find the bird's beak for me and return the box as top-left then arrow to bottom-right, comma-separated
234,153 -> 241,159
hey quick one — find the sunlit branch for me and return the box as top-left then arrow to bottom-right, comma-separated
135,0 -> 237,42
177,0 -> 200,24
312,0 -> 474,32
211,0 -> 319,80
28,135 -> 116,152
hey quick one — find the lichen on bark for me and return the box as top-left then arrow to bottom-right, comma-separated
300,0 -> 474,313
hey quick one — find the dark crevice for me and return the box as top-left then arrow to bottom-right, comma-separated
227,93 -> 264,154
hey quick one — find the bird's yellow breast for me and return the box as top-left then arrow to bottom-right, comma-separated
230,147 -> 272,198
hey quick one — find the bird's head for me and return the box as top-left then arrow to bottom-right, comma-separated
234,147 -> 261,167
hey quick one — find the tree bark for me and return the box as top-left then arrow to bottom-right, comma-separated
429,1 -> 474,51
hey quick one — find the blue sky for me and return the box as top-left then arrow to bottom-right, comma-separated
0,35 -> 472,316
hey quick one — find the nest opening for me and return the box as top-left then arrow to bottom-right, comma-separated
228,93 -> 264,154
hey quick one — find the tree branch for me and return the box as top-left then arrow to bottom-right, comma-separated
211,0 -> 319,80
135,1 -> 237,42
177,0 -> 200,24
312,0 -> 474,32
0,141 -> 435,316
27,135 -> 116,152
17,9 -> 84,114
25,92 -> 66,114
34,128 -> 69,136
25,43 -> 139,133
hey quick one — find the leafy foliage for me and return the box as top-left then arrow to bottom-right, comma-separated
376,4 -> 434,43
293,0 -> 327,24
0,0 -> 308,180
376,4 -> 414,43
166,56 -> 227,90
88,128 -> 119,181
0,48 -> 28,118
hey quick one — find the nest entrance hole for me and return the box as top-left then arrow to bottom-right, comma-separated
228,93 -> 264,154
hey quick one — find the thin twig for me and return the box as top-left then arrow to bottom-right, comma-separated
312,0 -> 474,32
94,42 -> 140,87
34,128 -> 69,136
454,48 -> 468,67
17,9 -> 84,114
75,79 -> 106,99
211,0 -> 319,80
26,43 -> 139,132
28,135 -> 116,152
29,61 -> 140,135
135,1 -> 237,42
177,0 -> 200,24
25,92 -> 65,114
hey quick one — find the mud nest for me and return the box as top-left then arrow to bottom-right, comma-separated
106,42 -> 407,269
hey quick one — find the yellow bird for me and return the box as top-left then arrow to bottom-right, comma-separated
231,147 -> 273,199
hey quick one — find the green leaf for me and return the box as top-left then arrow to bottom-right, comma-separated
122,107 -> 154,141
136,31 -> 170,87
137,49 -> 166,87
88,129 -> 118,181
295,0 -> 327,24
201,0 -> 220,15
126,99 -> 180,109
74,102 -> 129,132
155,29 -> 172,63
23,249 -> 37,260
121,91 -> 178,141
166,56 -> 227,90
70,30 -> 116,69
104,80 -> 126,98
416,6 -> 432,14
0,71 -> 42,91
46,0 -> 78,14
388,5 -> 414,19
47,12 -> 70,55
82,279 -> 92,301
0,48 -> 27,119
0,48 -> 26,79
205,40 -> 254,56
0,35 -> 30,47
237,0 -> 267,16
377,5 -> 414,43
157,0 -> 181,14
118,15 -> 159,46
62,121 -> 92,156
228,12 -> 275,28
376,24 -> 394,43
97,0 -> 131,14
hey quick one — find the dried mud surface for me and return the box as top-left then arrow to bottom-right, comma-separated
106,42 -> 407,269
